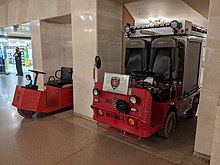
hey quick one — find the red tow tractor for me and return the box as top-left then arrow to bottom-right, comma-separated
91,20 -> 207,140
12,67 -> 73,118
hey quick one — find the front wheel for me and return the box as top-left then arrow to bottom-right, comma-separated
158,111 -> 176,139
17,108 -> 35,118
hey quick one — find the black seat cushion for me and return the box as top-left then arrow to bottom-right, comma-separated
46,80 -> 72,88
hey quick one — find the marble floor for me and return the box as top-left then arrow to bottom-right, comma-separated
0,74 -> 209,165
6,64 -> 33,74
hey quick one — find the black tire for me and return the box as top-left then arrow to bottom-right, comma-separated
158,111 -> 176,139
186,97 -> 199,118
17,108 -> 35,118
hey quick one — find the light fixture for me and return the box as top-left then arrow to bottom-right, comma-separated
129,96 -> 138,104
124,26 -> 131,33
131,108 -> 138,112
127,117 -> 135,126
89,16 -> 92,21
97,109 -> 104,116
93,88 -> 100,96
170,20 -> 179,29
80,15 -> 85,20
94,98 -> 100,102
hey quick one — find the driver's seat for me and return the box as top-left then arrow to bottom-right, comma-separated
46,67 -> 73,88
125,39 -> 150,75
149,37 -> 179,102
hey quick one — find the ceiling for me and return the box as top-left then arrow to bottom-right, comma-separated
183,0 -> 210,19
125,0 -> 208,27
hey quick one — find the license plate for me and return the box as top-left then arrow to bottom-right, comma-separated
105,112 -> 125,122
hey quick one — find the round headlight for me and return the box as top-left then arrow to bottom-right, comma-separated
124,26 -> 131,33
93,88 -> 100,96
170,20 -> 179,29
130,96 -> 138,104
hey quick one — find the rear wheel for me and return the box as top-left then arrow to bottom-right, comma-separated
158,111 -> 176,139
17,108 -> 35,118
186,97 -> 199,118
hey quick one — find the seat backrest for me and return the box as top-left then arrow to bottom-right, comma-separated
60,67 -> 73,82
150,37 -> 179,80
125,39 -> 150,75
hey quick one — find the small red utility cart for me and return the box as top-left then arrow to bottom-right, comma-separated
12,67 -> 73,118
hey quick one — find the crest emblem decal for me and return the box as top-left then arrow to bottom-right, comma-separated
111,77 -> 120,90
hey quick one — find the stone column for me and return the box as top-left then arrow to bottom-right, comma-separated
71,0 -> 97,117
194,0 -> 220,161
30,20 -> 44,90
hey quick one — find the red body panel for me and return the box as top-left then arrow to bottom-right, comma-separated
12,85 -> 73,113
12,86 -> 46,112
91,82 -> 197,138
45,85 -> 73,112
92,82 -> 165,137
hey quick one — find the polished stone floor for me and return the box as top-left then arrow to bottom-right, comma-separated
0,74 -> 209,165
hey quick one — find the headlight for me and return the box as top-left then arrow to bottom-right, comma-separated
93,88 -> 100,96
170,20 -> 179,29
124,26 -> 131,33
130,96 -> 138,104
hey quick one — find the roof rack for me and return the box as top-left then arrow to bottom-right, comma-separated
125,20 -> 207,38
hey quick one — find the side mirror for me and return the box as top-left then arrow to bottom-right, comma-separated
95,56 -> 101,69
26,75 -> 32,81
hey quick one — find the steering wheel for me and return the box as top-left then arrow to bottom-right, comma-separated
28,70 -> 46,75
28,70 -> 46,86
132,70 -> 156,80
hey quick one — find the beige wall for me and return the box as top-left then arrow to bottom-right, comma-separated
211,106 -> 220,164
40,21 -> 73,82
0,0 -> 71,27
97,0 -> 123,81
194,0 -> 220,159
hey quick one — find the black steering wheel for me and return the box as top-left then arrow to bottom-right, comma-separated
28,70 -> 46,86
132,70 -> 156,80
28,70 -> 46,75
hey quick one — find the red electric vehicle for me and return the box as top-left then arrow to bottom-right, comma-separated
91,20 -> 207,140
12,67 -> 73,118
